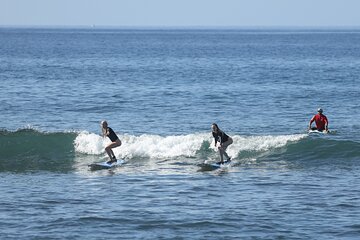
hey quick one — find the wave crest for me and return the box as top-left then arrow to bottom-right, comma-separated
74,132 -> 306,159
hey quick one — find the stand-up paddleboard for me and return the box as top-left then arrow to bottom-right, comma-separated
198,160 -> 232,171
88,159 -> 125,171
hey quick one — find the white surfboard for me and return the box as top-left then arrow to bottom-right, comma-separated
88,159 -> 125,171
308,129 -> 329,134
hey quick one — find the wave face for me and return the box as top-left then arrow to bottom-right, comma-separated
0,129 -> 77,172
267,137 -> 360,164
1,129 -> 359,172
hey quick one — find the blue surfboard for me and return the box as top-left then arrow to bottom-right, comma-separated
88,159 -> 125,171
198,160 -> 231,171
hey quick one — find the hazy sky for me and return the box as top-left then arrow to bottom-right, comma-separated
1,0 -> 360,27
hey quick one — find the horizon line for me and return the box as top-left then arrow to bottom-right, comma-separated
1,24 -> 360,29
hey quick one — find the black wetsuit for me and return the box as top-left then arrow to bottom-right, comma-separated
107,127 -> 119,142
212,130 -> 229,144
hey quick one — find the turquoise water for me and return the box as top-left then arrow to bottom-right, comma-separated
1,28 -> 360,239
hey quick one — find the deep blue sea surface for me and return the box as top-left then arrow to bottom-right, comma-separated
1,27 -> 360,239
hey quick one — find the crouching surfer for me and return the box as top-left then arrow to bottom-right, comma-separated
101,120 -> 122,164
211,123 -> 233,164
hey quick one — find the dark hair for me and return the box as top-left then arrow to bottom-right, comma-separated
212,123 -> 219,131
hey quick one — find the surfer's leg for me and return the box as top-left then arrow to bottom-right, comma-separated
218,148 -> 224,163
221,138 -> 233,161
110,149 -> 116,159
223,150 -> 230,160
105,139 -> 122,162
222,138 -> 233,148
105,148 -> 112,159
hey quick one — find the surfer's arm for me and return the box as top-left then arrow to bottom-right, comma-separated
212,132 -> 217,147
324,117 -> 329,130
308,116 -> 315,129
103,128 -> 109,137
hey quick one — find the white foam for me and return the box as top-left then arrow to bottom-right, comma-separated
228,134 -> 307,156
74,132 -> 307,159
118,133 -> 209,159
74,131 -> 105,155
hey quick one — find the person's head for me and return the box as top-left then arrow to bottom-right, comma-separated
101,120 -> 108,129
317,108 -> 323,114
211,123 -> 219,133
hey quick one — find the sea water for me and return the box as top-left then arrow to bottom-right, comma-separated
1,28 -> 360,239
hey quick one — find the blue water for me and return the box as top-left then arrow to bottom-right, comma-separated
1,27 -> 360,239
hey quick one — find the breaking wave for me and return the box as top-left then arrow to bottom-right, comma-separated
1,128 -> 358,172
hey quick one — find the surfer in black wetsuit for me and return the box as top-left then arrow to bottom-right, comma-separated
211,123 -> 233,164
101,121 -> 122,164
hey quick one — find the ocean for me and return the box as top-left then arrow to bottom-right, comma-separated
1,27 -> 360,239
